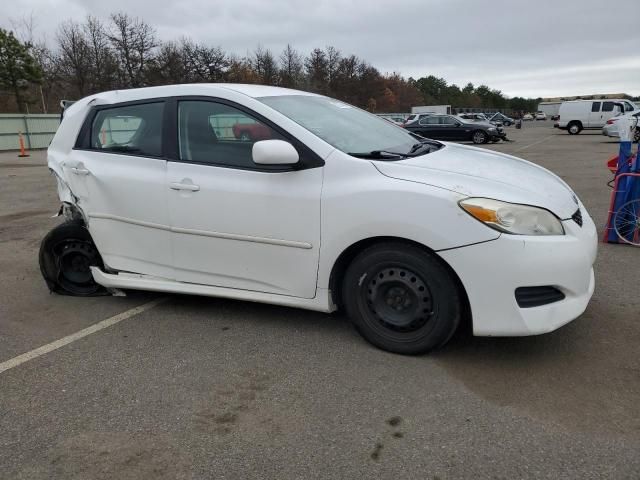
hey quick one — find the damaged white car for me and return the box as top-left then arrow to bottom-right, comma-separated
42,84 -> 597,354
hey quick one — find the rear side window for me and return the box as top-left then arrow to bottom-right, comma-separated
591,102 -> 601,112
177,100 -> 284,169
602,101 -> 614,112
90,102 -> 164,157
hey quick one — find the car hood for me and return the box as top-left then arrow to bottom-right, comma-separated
373,143 -> 579,219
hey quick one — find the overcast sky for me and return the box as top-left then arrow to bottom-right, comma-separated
3,0 -> 639,98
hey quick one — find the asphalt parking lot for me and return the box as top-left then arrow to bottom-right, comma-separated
1,121 -> 639,479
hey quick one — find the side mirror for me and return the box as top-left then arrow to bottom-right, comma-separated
252,140 -> 299,165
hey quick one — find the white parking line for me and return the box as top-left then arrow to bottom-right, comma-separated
514,134 -> 556,152
0,298 -> 166,375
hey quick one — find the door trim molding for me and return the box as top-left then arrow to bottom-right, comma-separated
89,212 -> 313,249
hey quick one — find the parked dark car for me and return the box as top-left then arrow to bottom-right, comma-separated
486,113 -> 515,126
459,113 -> 489,122
403,114 -> 507,144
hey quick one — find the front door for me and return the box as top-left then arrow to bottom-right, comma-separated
167,99 -> 323,298
440,116 -> 465,140
63,101 -> 173,279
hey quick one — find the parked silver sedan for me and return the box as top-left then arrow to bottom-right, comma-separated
602,110 -> 640,142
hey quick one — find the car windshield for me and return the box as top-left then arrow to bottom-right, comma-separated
258,95 -> 427,157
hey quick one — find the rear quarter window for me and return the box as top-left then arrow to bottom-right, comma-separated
89,102 -> 165,157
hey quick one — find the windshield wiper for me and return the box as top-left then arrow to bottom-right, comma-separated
348,150 -> 407,160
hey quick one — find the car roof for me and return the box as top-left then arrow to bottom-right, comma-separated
84,83 -> 319,105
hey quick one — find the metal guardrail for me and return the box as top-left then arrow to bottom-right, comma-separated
0,114 -> 60,151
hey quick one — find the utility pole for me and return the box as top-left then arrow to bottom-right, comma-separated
40,85 -> 47,114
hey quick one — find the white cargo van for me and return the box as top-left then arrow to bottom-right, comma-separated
557,99 -> 636,134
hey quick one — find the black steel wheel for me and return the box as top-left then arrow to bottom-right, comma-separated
39,221 -> 106,296
342,242 -> 462,355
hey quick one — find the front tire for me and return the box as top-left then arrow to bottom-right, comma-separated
568,122 -> 582,135
39,221 -> 106,296
341,243 -> 462,355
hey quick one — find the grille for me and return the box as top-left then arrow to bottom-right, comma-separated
515,286 -> 565,308
572,208 -> 583,227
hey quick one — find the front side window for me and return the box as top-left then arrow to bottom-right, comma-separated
178,100 -> 284,168
440,116 -> 458,125
258,95 -> 422,156
91,102 -> 164,157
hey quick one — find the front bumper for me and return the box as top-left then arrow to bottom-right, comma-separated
438,207 -> 597,336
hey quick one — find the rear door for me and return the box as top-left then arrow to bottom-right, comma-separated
64,100 -> 173,279
440,115 -> 465,140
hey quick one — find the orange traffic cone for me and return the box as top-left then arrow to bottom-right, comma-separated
18,132 -> 30,158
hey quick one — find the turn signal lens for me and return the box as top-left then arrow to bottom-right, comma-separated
459,198 -> 565,236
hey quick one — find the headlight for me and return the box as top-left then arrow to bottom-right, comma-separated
488,127 -> 496,131
459,198 -> 565,235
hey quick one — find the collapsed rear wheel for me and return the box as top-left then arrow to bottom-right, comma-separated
568,122 -> 582,135
472,130 -> 488,144
39,221 -> 106,296
342,243 -> 462,355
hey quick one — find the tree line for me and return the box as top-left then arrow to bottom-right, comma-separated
1,13 -> 542,114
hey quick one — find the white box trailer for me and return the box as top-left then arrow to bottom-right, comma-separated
537,102 -> 562,117
411,105 -> 451,115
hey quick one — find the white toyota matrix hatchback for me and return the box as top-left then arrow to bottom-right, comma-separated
41,84 -> 597,354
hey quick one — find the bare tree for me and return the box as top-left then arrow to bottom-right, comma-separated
279,44 -> 303,88
182,38 -> 228,82
84,16 -> 116,91
146,41 -> 187,85
325,45 -> 341,92
56,20 -> 92,97
305,48 -> 328,93
107,13 -> 157,88
225,54 -> 258,84
251,46 -> 278,85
